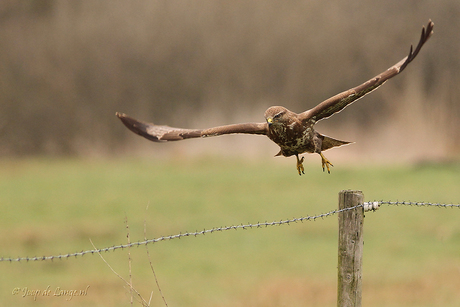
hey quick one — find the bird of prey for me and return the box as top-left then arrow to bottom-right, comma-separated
117,20 -> 433,175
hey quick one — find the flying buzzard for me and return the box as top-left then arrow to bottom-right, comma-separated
117,20 -> 433,175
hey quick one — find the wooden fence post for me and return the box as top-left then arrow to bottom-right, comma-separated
337,190 -> 364,307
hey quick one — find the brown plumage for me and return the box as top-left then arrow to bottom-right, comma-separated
116,20 -> 433,175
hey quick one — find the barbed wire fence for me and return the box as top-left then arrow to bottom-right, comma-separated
1,199 -> 459,263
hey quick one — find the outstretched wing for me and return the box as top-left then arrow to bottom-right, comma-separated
299,20 -> 434,123
116,112 -> 268,142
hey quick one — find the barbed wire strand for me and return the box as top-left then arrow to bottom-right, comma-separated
1,201 -> 459,263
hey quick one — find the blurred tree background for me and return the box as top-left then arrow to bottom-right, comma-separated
0,0 -> 458,161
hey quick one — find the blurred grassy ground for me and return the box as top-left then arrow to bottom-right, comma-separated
0,157 -> 459,306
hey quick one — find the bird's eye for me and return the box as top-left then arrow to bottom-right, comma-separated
274,113 -> 282,119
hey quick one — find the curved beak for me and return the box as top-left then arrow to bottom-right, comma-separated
266,117 -> 273,125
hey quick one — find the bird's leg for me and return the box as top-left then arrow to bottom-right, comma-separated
319,152 -> 333,173
295,154 -> 305,176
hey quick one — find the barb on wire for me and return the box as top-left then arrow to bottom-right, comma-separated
1,200 -> 459,263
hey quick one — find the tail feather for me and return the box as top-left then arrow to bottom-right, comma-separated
321,135 -> 352,151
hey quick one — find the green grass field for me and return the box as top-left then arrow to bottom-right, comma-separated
1,157 -> 459,306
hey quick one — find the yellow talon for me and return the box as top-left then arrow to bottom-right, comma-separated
320,152 -> 333,173
296,155 -> 305,176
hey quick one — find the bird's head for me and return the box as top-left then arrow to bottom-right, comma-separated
264,106 -> 289,126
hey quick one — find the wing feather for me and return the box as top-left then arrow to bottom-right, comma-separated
116,112 -> 268,142
299,20 -> 434,123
